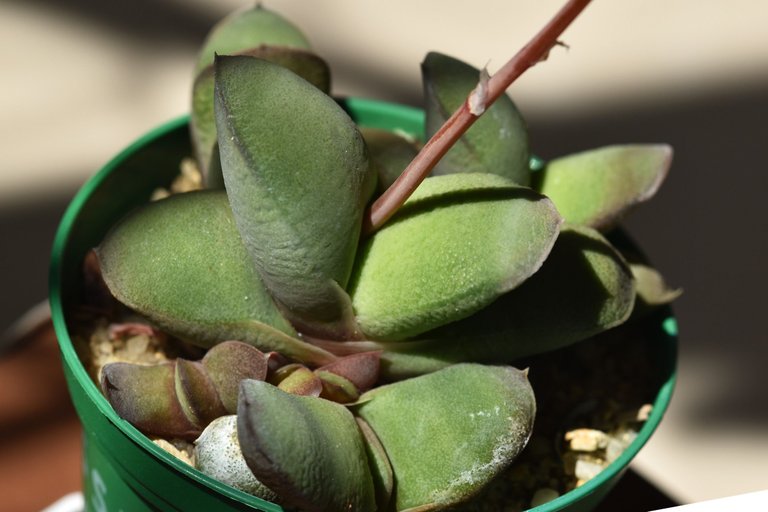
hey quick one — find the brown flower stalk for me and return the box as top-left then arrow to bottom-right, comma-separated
363,0 -> 593,235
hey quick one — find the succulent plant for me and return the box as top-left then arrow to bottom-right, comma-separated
91,2 -> 678,510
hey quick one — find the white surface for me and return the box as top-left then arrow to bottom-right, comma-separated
41,492 -> 84,512
653,490 -> 768,512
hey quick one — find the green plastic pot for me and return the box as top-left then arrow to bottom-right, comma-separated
50,98 -> 677,512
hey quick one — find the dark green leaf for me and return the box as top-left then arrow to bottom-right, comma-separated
378,225 -> 636,378
422,52 -> 530,185
238,380 -> 376,511
215,55 -> 374,339
349,173 -> 561,341
355,364 -> 535,510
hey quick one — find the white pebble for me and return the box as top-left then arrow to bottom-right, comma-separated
530,487 -> 560,507
194,415 -> 277,500
574,458 -> 605,481
565,428 -> 608,452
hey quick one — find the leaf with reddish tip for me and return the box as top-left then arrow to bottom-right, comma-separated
175,359 -> 227,427
202,341 -> 268,413
349,173 -> 561,341
316,351 -> 381,393
354,364 -> 535,510
315,370 -> 359,403
356,417 -> 393,512
101,362 -> 201,439
237,380 -> 376,512
531,144 -> 673,231
422,52 -> 530,185
215,55 -> 374,340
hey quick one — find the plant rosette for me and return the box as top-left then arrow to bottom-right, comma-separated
50,3 -> 679,512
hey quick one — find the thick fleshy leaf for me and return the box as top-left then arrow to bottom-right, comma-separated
274,365 -> 323,397
96,190 -> 336,366
316,351 -> 381,393
238,380 -> 376,512
194,5 -> 312,76
175,359 -> 227,427
192,48 -> 330,184
315,370 -> 359,403
531,145 -> 673,230
354,364 -> 535,510
215,55 -> 374,339
202,341 -> 268,413
422,52 -> 530,185
195,415 -> 279,501
376,225 -> 636,378
360,127 -> 420,193
102,341 -> 270,439
101,362 -> 201,439
629,262 -> 682,318
356,417 -> 394,512
349,173 -> 561,341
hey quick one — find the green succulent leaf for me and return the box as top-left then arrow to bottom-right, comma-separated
315,370 -> 359,403
175,359 -> 227,428
360,127 -> 420,193
201,341 -> 268,413
376,225 -> 636,378
422,52 -> 530,185
531,144 -> 673,231
101,341 -> 271,439
195,5 -> 312,75
101,362 -> 201,439
349,173 -> 561,341
356,417 -> 394,512
275,365 -> 324,396
355,363 -> 535,511
215,55 -> 374,339
96,190 -> 336,365
316,351 -> 381,393
238,380 -> 376,512
628,261 -> 682,319
192,48 -> 331,184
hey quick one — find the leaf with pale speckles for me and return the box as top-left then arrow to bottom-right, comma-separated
531,145 -> 672,231
354,363 -> 535,511
349,173 -> 561,341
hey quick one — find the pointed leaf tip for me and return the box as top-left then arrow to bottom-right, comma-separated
215,55 -> 371,339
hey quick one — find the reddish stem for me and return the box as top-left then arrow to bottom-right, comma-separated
362,0 -> 593,235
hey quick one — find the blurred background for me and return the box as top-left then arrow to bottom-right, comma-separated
1,0 -> 767,510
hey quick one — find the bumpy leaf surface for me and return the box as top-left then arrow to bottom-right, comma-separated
238,380 -> 376,512
377,225 -> 636,378
215,56 -> 374,339
97,190 -> 335,365
355,363 -> 535,511
192,48 -> 330,183
195,5 -> 311,75
423,52 -> 530,185
349,173 -> 561,341
195,415 -> 279,501
531,144 -> 672,230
